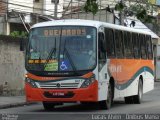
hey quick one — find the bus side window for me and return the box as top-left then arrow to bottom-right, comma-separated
115,30 -> 124,58
98,32 -> 106,71
98,32 -> 106,60
105,28 -> 115,58
146,35 -> 153,59
133,33 -> 140,59
140,34 -> 147,59
124,32 -> 133,58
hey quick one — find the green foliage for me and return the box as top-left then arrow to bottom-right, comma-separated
128,2 -> 156,23
84,0 -> 157,23
115,1 -> 157,23
83,0 -> 98,15
115,2 -> 125,11
10,31 -> 28,38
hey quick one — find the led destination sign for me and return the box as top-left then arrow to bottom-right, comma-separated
44,28 -> 86,36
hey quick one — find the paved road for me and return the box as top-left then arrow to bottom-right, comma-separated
0,82 -> 160,120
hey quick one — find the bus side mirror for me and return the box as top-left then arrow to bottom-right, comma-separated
20,38 -> 28,51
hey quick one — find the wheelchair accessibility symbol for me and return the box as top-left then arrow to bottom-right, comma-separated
60,61 -> 67,70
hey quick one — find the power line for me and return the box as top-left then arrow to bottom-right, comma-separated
0,0 -> 89,17
0,5 -> 63,21
0,0 -> 121,18
8,0 -> 66,6
0,0 -> 63,14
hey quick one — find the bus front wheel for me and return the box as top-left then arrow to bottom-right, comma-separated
42,102 -> 55,110
99,83 -> 112,109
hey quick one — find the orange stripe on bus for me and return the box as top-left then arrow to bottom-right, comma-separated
109,59 -> 154,84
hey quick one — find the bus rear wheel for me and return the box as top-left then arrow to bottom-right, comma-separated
42,102 -> 55,110
133,79 -> 143,104
99,83 -> 112,110
125,79 -> 143,104
125,96 -> 134,104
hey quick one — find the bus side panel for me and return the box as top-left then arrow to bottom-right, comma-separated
143,71 -> 154,94
109,59 -> 154,98
114,78 -> 138,98
98,62 -> 109,101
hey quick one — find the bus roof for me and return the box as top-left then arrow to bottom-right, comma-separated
32,19 -> 152,36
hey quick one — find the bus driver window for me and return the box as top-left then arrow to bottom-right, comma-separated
98,32 -> 106,71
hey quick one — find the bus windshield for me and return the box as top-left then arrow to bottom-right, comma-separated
26,26 -> 97,75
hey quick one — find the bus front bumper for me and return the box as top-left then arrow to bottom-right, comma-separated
25,81 -> 98,102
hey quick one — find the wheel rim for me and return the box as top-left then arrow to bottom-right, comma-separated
106,85 -> 112,107
139,82 -> 143,99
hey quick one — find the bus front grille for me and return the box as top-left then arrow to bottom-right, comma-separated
36,82 -> 79,89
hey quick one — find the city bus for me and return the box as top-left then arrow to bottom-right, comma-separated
24,19 -> 154,110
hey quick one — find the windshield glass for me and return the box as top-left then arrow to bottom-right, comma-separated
26,26 -> 97,75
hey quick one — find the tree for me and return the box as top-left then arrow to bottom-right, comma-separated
84,0 -> 98,15
83,0 -> 158,24
10,31 -> 28,38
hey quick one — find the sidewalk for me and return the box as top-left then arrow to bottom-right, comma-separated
0,96 -> 35,109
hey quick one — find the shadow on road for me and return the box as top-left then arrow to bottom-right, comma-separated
27,98 -> 155,113
29,100 -> 129,112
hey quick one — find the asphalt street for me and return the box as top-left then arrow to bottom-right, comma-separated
0,82 -> 160,120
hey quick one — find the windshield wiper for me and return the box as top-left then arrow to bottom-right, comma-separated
43,38 -> 57,68
64,47 -> 77,72
63,39 -> 78,75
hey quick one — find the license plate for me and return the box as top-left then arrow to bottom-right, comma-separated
44,91 -> 74,98
52,92 -> 65,96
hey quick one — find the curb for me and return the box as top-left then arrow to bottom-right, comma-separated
0,102 -> 37,109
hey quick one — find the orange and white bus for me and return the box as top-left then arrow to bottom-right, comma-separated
24,19 -> 154,110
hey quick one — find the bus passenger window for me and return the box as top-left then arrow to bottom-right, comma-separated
132,33 -> 140,59
105,28 -> 115,58
140,35 -> 147,59
124,32 -> 133,58
146,35 -> 153,59
115,30 -> 124,58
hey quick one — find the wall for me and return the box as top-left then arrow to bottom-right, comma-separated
8,0 -> 33,13
0,0 -> 7,16
63,10 -> 114,23
33,0 -> 43,15
156,44 -> 160,80
0,35 -> 25,96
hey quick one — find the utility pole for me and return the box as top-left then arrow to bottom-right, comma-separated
6,0 -> 10,35
54,0 -> 59,19
119,0 -> 125,25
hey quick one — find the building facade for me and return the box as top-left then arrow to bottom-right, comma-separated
0,0 -> 64,35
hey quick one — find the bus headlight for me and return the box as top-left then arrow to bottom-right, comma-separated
25,78 -> 38,88
80,74 -> 96,88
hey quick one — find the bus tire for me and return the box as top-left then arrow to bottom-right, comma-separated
124,96 -> 134,104
99,83 -> 112,110
133,79 -> 143,104
81,102 -> 94,106
42,102 -> 55,110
